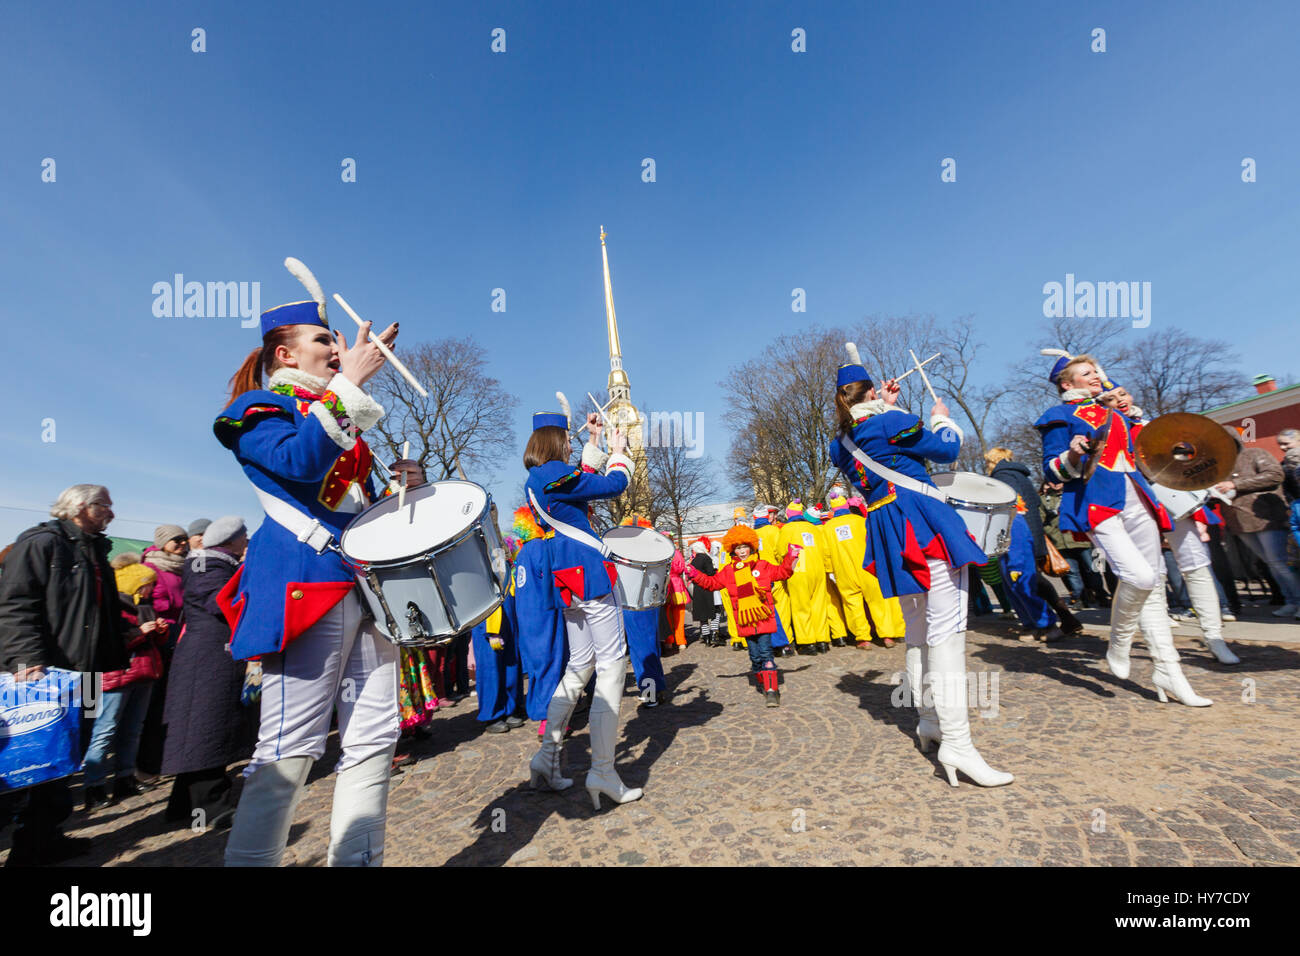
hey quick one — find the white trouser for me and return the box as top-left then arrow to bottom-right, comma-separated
900,560 -> 968,648
1089,478 -> 1163,591
249,588 -> 400,774
1167,516 -> 1211,573
563,591 -> 628,673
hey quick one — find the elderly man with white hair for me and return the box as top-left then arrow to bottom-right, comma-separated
0,483 -> 130,866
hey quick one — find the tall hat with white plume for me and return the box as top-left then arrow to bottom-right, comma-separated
259,257 -> 331,337
837,342 -> 873,389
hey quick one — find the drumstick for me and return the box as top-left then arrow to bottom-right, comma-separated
332,293 -> 430,399
909,348 -> 941,404
579,392 -> 612,435
398,441 -> 410,509
893,352 -> 940,384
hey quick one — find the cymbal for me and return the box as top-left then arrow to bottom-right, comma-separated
1135,413 -> 1237,491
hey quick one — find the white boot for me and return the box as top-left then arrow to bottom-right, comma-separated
1139,589 -> 1212,707
906,644 -> 940,752
223,755 -> 313,867
929,634 -> 1013,788
1106,580 -> 1151,680
326,748 -> 395,866
529,664 -> 594,791
1183,566 -> 1239,665
585,658 -> 643,809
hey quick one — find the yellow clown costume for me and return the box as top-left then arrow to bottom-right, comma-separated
823,494 -> 906,644
776,501 -> 830,651
812,506 -> 847,647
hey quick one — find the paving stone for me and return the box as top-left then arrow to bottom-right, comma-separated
10,631 -> 1300,867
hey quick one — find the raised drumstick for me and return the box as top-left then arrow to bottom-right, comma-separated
909,349 -> 941,404
332,293 -> 429,399
398,441 -> 410,509
893,351 -> 940,384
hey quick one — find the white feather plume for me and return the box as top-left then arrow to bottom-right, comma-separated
845,342 -> 863,366
284,257 -> 327,321
555,391 -> 572,430
1040,348 -> 1071,359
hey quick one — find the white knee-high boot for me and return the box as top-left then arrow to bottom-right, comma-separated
1183,566 -> 1239,664
529,664 -> 594,790
929,634 -> 1013,788
223,755 -> 313,866
1106,580 -> 1151,680
906,644 -> 940,752
1138,589 -> 1212,707
585,658 -> 643,809
326,747 -> 395,866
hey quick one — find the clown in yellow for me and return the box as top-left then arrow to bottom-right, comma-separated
776,501 -> 832,654
823,490 -> 906,647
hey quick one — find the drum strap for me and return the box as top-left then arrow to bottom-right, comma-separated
838,435 -> 950,504
527,489 -> 611,556
251,484 -> 337,555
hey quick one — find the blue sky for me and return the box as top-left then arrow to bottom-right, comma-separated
1,0 -> 1296,546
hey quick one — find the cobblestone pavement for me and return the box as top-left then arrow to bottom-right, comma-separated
7,608 -> 1299,867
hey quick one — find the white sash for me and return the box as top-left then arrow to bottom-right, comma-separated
527,488 -> 611,556
838,434 -> 950,504
251,484 -> 337,555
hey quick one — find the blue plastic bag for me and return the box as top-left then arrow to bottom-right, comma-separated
0,668 -> 85,792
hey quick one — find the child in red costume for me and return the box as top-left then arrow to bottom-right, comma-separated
686,525 -> 800,707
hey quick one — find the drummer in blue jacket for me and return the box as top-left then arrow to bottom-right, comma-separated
1035,352 -> 1210,707
828,345 -> 1011,789
213,261 -> 402,865
523,404 -> 643,809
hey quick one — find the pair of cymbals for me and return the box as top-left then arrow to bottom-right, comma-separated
1135,413 -> 1237,491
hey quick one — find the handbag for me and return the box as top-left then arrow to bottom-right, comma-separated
1042,538 -> 1071,577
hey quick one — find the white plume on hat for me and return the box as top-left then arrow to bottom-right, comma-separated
284,257 -> 327,322
845,342 -> 864,366
555,391 -> 572,431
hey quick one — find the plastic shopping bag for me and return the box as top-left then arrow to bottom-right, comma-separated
0,668 -> 85,792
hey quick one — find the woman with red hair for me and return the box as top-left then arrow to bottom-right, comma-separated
686,525 -> 801,706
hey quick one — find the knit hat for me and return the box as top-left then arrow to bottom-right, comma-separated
752,505 -> 770,520
721,525 -> 760,556
187,518 -> 212,538
153,524 -> 187,549
115,562 -> 157,599
202,515 -> 247,548
785,500 -> 804,520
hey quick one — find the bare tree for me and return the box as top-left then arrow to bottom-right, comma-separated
723,328 -> 844,505
1121,329 -> 1244,416
649,444 -> 717,547
369,337 -> 518,484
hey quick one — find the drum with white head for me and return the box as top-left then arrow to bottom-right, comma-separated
602,526 -> 675,611
930,472 -> 1017,557
340,479 -> 506,647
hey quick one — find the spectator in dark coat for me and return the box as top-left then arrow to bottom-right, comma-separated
162,517 -> 254,830
986,449 -> 1082,637
1214,430 -> 1300,618
0,483 -> 128,866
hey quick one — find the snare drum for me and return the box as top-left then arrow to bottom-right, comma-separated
930,472 -> 1017,557
339,480 -> 507,648
1150,483 -> 1208,521
602,526 -> 675,611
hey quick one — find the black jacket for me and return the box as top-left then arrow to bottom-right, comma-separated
162,550 -> 254,775
0,520 -> 128,673
990,461 -> 1046,562
690,552 -> 718,620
